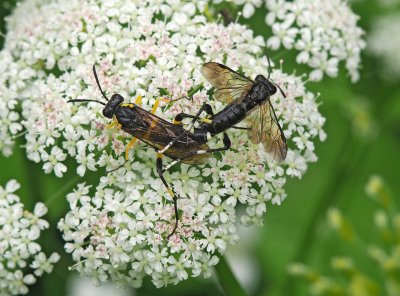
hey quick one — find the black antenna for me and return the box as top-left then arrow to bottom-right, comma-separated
274,82 -> 287,98
67,65 -> 110,106
93,65 -> 109,102
265,54 -> 286,98
267,55 -> 272,80
68,99 -> 106,105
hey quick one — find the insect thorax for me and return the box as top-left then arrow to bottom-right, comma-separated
114,106 -> 147,131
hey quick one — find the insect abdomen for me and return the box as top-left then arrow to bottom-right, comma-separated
201,100 -> 253,135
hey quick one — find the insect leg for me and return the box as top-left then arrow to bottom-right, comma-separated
156,153 -> 179,239
125,137 -> 138,160
159,103 -> 214,153
106,137 -> 138,174
151,97 -> 170,114
106,159 -> 129,173
162,132 -> 231,173
173,113 -> 213,125
230,126 -> 250,130
134,95 -> 142,107
106,120 -> 119,129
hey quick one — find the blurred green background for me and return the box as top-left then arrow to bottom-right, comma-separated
1,1 -> 399,295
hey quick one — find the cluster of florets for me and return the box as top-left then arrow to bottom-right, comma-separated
0,0 -> 334,289
0,51 -> 23,157
264,0 -> 365,82
0,180 -> 59,295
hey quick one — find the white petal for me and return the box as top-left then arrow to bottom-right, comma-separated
34,202 -> 48,217
243,3 -> 255,19
6,179 -> 20,193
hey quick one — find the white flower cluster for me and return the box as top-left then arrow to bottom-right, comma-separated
1,0 -> 325,288
0,51 -> 23,157
265,0 -> 365,82
368,14 -> 400,79
0,180 -> 60,295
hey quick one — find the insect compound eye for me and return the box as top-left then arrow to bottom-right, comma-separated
254,74 -> 265,82
268,83 -> 277,95
102,106 -> 114,118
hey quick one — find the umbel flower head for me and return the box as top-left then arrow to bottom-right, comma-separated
265,0 -> 366,82
0,180 -> 60,295
1,0 -> 326,288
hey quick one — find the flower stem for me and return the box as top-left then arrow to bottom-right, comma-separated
215,256 -> 248,296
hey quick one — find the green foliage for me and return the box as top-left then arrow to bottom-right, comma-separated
289,176 -> 400,296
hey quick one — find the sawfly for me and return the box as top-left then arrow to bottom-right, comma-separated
160,62 -> 288,162
68,65 -> 232,239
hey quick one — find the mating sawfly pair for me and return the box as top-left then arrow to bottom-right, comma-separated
69,62 -> 287,238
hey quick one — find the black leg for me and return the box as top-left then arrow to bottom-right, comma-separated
162,132 -> 231,174
158,133 -> 231,238
159,103 -> 214,154
230,126 -> 250,130
106,159 -> 129,173
156,154 -> 179,239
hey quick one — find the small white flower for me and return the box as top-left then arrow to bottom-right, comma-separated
167,255 -> 191,281
31,252 -> 61,276
41,146 -> 67,177
20,202 -> 50,233
265,0 -> 365,82
0,180 -> 59,294
192,254 -> 219,278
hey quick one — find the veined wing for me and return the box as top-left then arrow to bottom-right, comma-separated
124,108 -> 210,165
201,62 -> 254,104
246,100 -> 287,162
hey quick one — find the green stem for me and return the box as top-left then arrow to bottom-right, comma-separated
187,84 -> 203,98
44,175 -> 80,207
215,256 -> 248,296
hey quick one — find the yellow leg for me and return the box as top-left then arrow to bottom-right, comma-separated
135,95 -> 142,107
125,137 -> 138,160
173,117 -> 211,125
172,118 -> 181,125
106,120 -> 118,129
151,97 -> 170,114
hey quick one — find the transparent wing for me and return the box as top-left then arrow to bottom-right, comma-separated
246,101 -> 287,162
201,62 -> 254,104
126,109 -> 211,165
